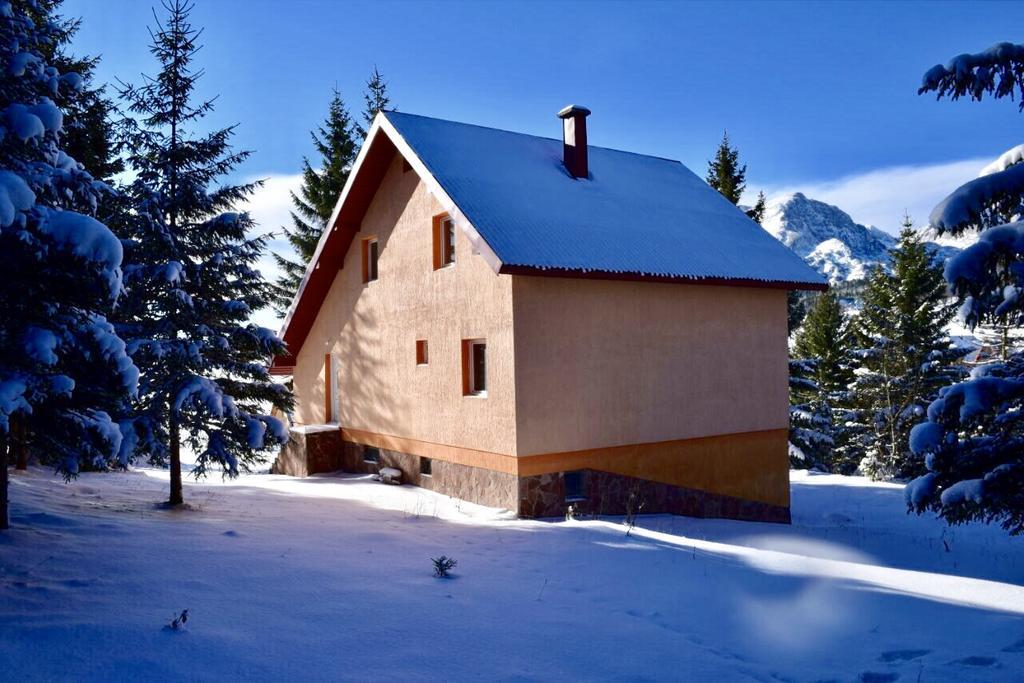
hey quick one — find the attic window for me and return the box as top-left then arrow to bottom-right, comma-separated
416,339 -> 428,366
432,214 -> 455,269
361,237 -> 379,283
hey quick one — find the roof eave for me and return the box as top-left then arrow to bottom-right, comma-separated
497,264 -> 829,291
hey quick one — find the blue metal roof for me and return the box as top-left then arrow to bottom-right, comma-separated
385,111 -> 826,287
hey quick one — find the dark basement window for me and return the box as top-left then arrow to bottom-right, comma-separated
564,471 -> 586,502
363,447 -> 380,464
420,457 -> 432,477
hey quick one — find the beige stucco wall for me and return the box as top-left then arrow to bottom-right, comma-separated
511,277 -> 789,455
291,152 -> 789,470
291,154 -> 518,455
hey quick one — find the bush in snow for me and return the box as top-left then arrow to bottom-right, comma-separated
169,608 -> 189,631
0,0 -> 138,528
907,42 -> 1024,534
109,0 -> 291,506
849,221 -> 966,480
789,291 -> 863,473
624,482 -> 646,536
431,555 -> 457,578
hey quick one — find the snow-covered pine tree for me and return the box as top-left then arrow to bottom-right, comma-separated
0,0 -> 138,528
851,219 -> 964,480
355,66 -> 391,140
270,88 -> 358,317
907,42 -> 1024,534
112,0 -> 290,506
705,131 -> 746,205
790,291 -> 861,472
788,358 -> 831,468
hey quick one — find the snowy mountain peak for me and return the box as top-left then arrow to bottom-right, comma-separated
760,193 -> 894,284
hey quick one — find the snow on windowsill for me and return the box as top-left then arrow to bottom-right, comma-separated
289,424 -> 340,435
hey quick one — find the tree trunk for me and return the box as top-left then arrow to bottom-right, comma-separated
12,415 -> 27,470
168,413 -> 183,506
1,432 -> 9,530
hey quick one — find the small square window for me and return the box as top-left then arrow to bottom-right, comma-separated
564,471 -> 586,502
363,446 -> 380,464
433,214 -> 456,270
462,339 -> 487,396
420,457 -> 432,476
362,238 -> 379,283
416,339 -> 428,365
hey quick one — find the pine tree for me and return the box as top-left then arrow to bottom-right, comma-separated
112,0 -> 291,506
787,291 -> 807,334
271,88 -> 358,316
706,131 -> 746,205
851,220 -> 965,480
1,0 -> 138,528
907,41 -> 1024,534
745,190 -> 767,223
356,66 -> 391,139
789,291 -> 860,472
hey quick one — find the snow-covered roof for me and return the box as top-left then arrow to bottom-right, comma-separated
273,111 -> 825,370
385,111 -> 826,286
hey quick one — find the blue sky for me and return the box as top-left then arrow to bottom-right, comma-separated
65,0 -> 1024,235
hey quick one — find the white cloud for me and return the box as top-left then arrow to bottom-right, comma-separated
749,157 -> 991,234
240,173 -> 304,331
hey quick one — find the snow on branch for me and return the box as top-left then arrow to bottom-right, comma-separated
37,208 -> 124,298
980,144 -> 1024,177
920,41 -> 1024,109
929,163 -> 1024,234
0,170 -> 35,226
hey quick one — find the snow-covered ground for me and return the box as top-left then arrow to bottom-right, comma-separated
2,466 -> 1022,682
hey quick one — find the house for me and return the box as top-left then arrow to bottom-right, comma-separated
270,106 -> 826,522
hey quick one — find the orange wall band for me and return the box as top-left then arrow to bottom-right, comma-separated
339,427 -> 790,508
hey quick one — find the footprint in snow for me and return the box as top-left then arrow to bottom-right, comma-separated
878,649 -> 930,663
950,655 -> 999,668
1002,637 -> 1024,653
825,512 -> 854,525
222,530 -> 240,537
858,673 -> 899,683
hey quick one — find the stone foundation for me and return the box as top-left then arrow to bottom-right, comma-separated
275,431 -> 788,523
340,441 -> 519,511
518,469 -> 790,523
271,427 -> 343,477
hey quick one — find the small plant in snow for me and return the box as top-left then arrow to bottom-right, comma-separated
624,484 -> 647,536
431,555 -> 457,578
169,609 -> 189,630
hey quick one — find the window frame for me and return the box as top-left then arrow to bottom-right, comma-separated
362,237 -> 379,283
462,339 -> 487,397
432,213 -> 456,270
